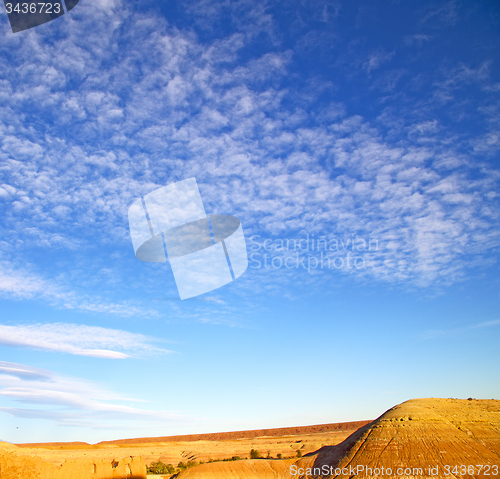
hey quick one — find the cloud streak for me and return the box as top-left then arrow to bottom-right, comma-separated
0,323 -> 170,358
421,318 -> 500,340
0,362 -> 181,426
0,262 -> 161,318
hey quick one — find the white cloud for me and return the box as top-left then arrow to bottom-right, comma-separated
437,61 -> 491,91
0,362 -> 180,425
421,0 -> 458,25
0,323 -> 170,358
0,265 -> 45,298
0,0 -> 497,299
0,263 -> 160,318
362,50 -> 395,74
0,362 -> 51,381
404,34 -> 433,47
421,318 -> 500,340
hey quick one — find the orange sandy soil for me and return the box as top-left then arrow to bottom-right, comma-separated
173,398 -> 500,479
281,398 -> 500,479
14,420 -> 371,467
6,398 -> 499,479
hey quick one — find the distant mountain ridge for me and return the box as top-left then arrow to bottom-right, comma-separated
15,420 -> 370,448
97,421 -> 372,445
16,441 -> 91,448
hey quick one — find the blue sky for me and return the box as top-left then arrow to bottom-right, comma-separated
0,0 -> 499,443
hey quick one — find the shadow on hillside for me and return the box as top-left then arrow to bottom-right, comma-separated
303,421 -> 375,472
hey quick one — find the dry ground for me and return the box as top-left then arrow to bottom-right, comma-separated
14,420 -> 370,467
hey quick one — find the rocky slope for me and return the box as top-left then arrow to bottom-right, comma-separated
284,398 -> 500,478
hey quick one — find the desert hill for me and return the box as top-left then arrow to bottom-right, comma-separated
3,398 -> 499,478
286,398 -> 500,478
0,442 -> 18,452
177,398 -> 500,479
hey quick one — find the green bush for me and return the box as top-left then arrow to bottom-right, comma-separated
250,449 -> 262,459
177,460 -> 198,470
209,456 -> 242,463
147,461 -> 175,474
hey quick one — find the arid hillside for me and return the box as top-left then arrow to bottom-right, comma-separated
286,398 -> 500,478
4,398 -> 498,478
177,398 -> 500,479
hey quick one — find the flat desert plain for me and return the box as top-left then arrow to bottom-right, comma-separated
13,420 -> 370,467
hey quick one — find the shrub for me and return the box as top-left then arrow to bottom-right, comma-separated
277,454 -> 282,459
147,461 -> 175,474
250,449 -> 262,459
296,450 -> 302,458
177,460 -> 198,470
